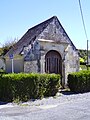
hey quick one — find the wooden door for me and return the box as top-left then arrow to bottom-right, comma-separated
45,50 -> 62,74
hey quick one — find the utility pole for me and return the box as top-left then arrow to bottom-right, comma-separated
78,0 -> 89,70
87,40 -> 89,70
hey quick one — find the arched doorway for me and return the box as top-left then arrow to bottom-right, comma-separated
45,50 -> 62,75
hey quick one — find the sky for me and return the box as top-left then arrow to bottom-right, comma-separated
0,0 -> 90,49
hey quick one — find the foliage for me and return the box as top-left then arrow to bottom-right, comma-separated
0,69 -> 6,76
79,57 -> 85,65
0,48 -> 3,56
78,49 -> 90,64
0,38 -> 18,56
0,73 -> 60,102
78,49 -> 88,61
68,70 -> 90,93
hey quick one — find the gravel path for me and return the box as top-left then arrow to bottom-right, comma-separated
1,92 -> 90,109
0,92 -> 90,120
21,92 -> 90,108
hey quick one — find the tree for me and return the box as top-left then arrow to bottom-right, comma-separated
0,38 -> 18,56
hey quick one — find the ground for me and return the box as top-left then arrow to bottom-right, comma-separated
0,92 -> 90,120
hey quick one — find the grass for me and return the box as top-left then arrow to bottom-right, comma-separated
80,65 -> 90,70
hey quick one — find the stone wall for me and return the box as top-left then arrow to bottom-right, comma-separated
0,58 -> 5,70
21,17 -> 79,85
24,61 -> 38,73
37,18 -> 69,44
5,58 -> 24,73
64,45 -> 79,84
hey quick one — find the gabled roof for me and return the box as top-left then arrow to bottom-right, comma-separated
5,16 -> 77,57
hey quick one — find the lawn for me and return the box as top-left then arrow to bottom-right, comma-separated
80,65 -> 90,70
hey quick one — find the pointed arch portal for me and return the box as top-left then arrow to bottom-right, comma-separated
45,50 -> 62,75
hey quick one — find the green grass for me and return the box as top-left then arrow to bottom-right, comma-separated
80,65 -> 90,70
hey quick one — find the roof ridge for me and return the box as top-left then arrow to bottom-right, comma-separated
5,16 -> 77,57
27,16 -> 57,32
13,16 -> 57,47
5,16 -> 57,56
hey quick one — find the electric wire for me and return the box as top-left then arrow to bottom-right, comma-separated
78,0 -> 88,40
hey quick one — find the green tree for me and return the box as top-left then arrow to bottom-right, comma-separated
0,38 -> 18,56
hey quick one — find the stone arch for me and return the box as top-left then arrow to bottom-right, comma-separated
45,50 -> 62,75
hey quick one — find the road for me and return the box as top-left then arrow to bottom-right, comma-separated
0,92 -> 90,120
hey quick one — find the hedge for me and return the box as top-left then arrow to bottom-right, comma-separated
0,69 -> 6,75
0,73 -> 60,102
68,70 -> 90,93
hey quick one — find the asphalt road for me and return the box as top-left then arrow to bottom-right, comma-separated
0,93 -> 90,120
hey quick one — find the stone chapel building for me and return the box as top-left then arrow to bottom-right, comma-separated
5,16 -> 79,85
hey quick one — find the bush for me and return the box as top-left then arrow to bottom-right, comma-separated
80,57 -> 85,65
45,74 -> 60,96
0,73 -> 61,102
68,70 -> 90,93
0,69 -> 6,75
